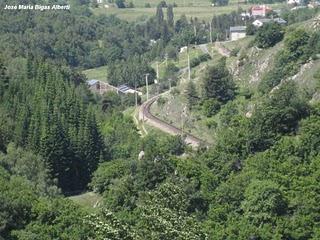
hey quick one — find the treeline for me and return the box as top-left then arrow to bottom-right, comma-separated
108,56 -> 156,87
0,57 -> 104,191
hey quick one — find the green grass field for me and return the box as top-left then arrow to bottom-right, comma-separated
83,65 -> 108,82
93,3 -> 285,22
125,0 -> 210,7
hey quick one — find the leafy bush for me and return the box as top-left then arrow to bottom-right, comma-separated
230,47 -> 240,57
255,23 -> 284,48
202,99 -> 221,117
190,53 -> 211,68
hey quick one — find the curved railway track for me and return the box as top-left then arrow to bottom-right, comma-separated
139,95 -> 205,148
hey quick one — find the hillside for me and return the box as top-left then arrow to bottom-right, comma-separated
1,1 -> 320,239
146,17 -> 320,145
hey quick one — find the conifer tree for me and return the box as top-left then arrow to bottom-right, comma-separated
185,81 -> 198,110
0,57 -> 9,100
156,4 -> 164,26
167,5 -> 174,28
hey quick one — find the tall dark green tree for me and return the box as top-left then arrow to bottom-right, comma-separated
156,4 -> 164,26
167,5 -> 174,28
202,58 -> 235,103
185,81 -> 198,109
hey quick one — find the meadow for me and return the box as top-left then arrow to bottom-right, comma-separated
93,2 -> 286,22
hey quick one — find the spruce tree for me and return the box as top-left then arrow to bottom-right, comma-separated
156,4 -> 164,26
167,5 -> 174,28
202,58 -> 235,103
0,57 -> 9,100
185,81 -> 198,110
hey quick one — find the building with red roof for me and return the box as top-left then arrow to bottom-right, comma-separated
251,5 -> 272,17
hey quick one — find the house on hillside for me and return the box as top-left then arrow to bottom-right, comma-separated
252,18 -> 287,27
287,0 -> 303,5
87,79 -> 100,92
251,5 -> 272,17
86,80 -> 142,96
230,26 -> 247,41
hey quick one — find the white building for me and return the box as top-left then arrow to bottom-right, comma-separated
180,46 -> 188,53
230,26 -> 247,41
252,18 -> 287,27
287,0 -> 303,5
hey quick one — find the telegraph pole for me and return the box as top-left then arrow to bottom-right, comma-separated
209,21 -> 213,44
134,78 -> 138,107
145,73 -> 150,101
156,61 -> 159,80
165,53 -> 168,67
187,47 -> 191,81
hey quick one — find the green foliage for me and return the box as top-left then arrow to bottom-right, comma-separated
0,169 -> 38,239
185,81 -> 198,109
101,112 -> 140,159
190,53 -> 211,68
167,5 -> 174,28
115,0 -> 126,8
281,8 -> 320,25
202,98 -> 221,117
108,56 -> 156,87
255,23 -> 284,49
85,209 -> 137,240
12,198 -> 91,240
90,159 -> 131,193
135,182 -> 207,239
202,58 -> 235,103
251,82 -> 309,151
211,11 -> 244,41
0,144 -> 59,196
0,60 -> 105,192
242,180 -> 287,224
259,28 -> 314,93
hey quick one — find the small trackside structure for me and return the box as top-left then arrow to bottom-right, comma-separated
230,26 -> 247,41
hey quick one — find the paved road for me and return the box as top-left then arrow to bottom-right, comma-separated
138,94 -> 204,148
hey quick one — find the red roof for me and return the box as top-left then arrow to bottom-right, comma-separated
251,5 -> 272,11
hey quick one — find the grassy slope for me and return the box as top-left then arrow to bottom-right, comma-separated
83,65 -> 108,82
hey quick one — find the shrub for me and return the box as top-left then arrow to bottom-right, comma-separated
255,23 -> 284,48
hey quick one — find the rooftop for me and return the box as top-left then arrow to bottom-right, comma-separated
230,26 -> 247,32
87,79 -> 99,86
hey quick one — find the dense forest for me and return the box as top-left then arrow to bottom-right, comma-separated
1,0 -> 320,239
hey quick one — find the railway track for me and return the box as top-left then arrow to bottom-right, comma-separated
139,94 -> 205,148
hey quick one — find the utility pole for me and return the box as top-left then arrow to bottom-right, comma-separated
169,78 -> 172,90
134,78 -> 138,108
187,47 -> 191,81
165,54 -> 168,67
209,21 -> 213,44
156,61 -> 159,79
145,73 -> 150,101
194,24 -> 197,45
